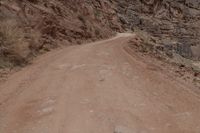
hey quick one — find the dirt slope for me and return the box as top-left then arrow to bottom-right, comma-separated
0,0 -> 122,67
0,34 -> 200,133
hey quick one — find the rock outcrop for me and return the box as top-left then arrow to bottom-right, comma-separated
116,0 -> 200,61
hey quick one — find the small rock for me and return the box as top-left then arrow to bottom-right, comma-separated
114,126 -> 135,133
194,72 -> 200,77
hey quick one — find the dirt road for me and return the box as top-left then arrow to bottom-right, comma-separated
0,33 -> 200,133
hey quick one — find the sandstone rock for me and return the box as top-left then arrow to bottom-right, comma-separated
116,0 -> 200,61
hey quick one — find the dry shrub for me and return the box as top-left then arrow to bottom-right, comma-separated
0,19 -> 29,67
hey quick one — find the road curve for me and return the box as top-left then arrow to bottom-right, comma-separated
0,33 -> 200,133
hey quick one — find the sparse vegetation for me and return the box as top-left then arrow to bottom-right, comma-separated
0,19 -> 40,67
0,20 -> 26,67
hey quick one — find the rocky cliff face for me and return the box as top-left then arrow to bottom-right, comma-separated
116,0 -> 200,61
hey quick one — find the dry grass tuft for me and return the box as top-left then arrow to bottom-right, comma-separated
0,19 -> 30,67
